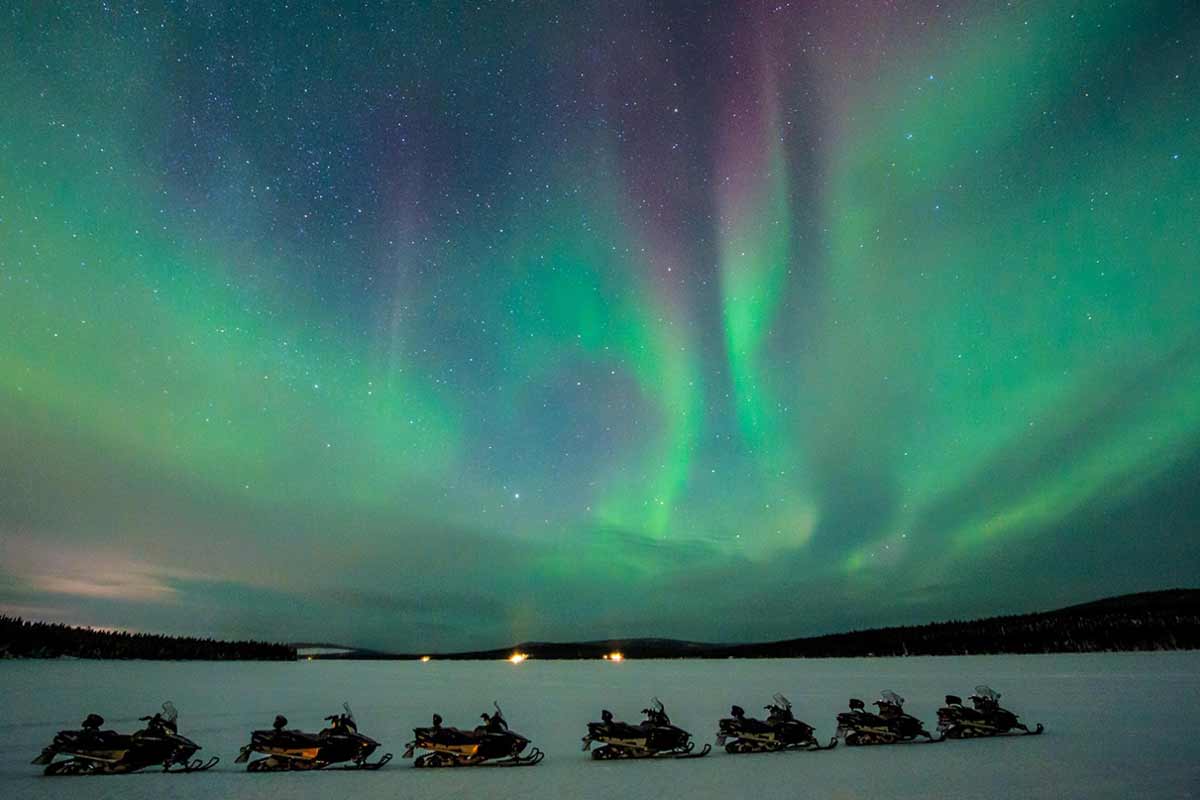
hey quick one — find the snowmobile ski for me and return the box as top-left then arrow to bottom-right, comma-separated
673,742 -> 712,758
333,752 -> 394,770
162,756 -> 220,773
411,748 -> 544,767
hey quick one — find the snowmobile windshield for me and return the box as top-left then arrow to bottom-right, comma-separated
773,693 -> 792,710
973,686 -> 1000,701
879,690 -> 905,707
342,702 -> 355,723
161,701 -> 178,724
645,698 -> 669,724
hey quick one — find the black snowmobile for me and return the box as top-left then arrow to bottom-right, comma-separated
836,690 -> 940,745
582,698 -> 711,760
716,693 -> 837,754
31,701 -> 217,775
403,702 -> 544,767
937,686 -> 1044,739
234,703 -> 391,771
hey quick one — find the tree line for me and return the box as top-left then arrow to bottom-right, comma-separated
404,588 -> 1200,661
0,616 -> 296,660
712,588 -> 1200,658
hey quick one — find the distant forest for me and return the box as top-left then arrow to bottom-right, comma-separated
3,589 -> 1196,662
709,588 -> 1200,659
349,587 -> 1200,661
0,616 -> 296,661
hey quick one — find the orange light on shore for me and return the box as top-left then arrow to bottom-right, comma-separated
608,651 -> 624,662
508,652 -> 529,664
420,655 -> 432,663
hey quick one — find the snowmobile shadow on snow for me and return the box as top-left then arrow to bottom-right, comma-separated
403,702 -> 544,767
937,686 -> 1044,740
234,703 -> 392,771
31,701 -> 218,776
582,698 -> 712,760
836,690 -> 943,746
716,693 -> 838,754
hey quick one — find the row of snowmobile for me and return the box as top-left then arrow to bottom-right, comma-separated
31,687 -> 1043,775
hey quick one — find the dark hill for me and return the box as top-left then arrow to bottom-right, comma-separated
708,588 -> 1200,658
0,616 -> 296,660
308,588 -> 1200,660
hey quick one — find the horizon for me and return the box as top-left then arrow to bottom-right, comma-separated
8,583 -> 1197,655
2,1 -> 1198,652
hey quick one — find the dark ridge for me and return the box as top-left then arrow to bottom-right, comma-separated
5,589 -> 1195,661
708,588 -> 1200,659
0,616 -> 296,661
305,588 -> 1200,660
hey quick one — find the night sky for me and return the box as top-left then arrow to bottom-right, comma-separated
1,1 -> 1197,651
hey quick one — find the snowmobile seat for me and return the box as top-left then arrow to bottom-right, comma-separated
430,726 -> 478,745
875,701 -> 901,719
256,728 -> 320,747
607,721 -> 643,738
740,718 -> 773,733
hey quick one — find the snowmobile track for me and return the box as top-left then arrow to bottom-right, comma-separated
162,756 -> 220,773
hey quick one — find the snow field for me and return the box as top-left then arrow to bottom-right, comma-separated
1,652 -> 1197,799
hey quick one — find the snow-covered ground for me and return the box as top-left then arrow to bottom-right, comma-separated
1,652 -> 1197,799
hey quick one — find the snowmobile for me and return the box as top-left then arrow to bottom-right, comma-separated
836,690 -> 940,745
716,693 -> 838,754
234,703 -> 391,771
31,701 -> 218,775
582,698 -> 711,760
937,686 -> 1044,739
403,702 -> 544,767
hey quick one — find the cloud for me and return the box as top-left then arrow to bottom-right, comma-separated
0,534 -> 208,604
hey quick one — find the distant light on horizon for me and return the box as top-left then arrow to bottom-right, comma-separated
420,655 -> 432,663
508,652 -> 528,664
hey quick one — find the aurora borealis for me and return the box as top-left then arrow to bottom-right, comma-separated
1,1 -> 1197,650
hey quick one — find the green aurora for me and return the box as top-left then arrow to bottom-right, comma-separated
1,1 -> 1197,649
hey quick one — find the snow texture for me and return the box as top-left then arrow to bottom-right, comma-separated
2,652 -> 1197,799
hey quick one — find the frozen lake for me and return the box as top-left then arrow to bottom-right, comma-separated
2,653 -> 1197,799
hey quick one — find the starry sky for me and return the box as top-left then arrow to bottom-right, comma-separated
1,1 -> 1197,651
